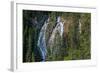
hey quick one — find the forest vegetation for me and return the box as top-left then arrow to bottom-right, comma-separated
23,10 -> 91,62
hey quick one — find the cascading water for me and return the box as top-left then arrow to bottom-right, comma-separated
48,16 -> 64,44
37,18 -> 49,61
47,16 -> 64,57
79,19 -> 81,34
57,16 -> 64,36
37,16 -> 64,61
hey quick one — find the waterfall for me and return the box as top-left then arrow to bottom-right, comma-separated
48,16 -> 64,44
37,16 -> 64,61
57,16 -> 64,36
47,16 -> 64,58
79,19 -> 81,34
37,18 -> 49,61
